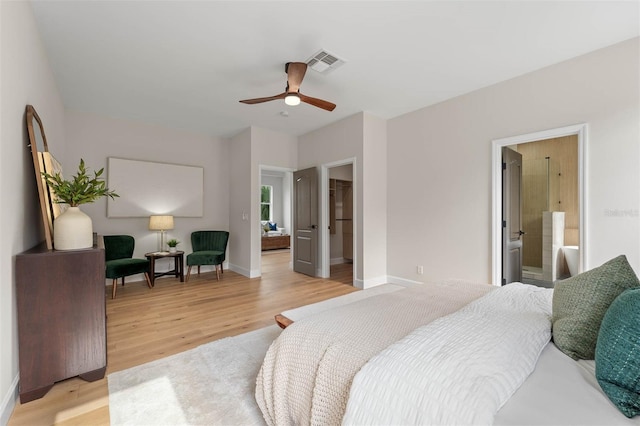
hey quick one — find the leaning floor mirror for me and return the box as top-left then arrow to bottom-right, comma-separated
26,104 -> 66,250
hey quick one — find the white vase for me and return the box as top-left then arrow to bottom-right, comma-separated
169,247 -> 177,253
54,206 -> 93,250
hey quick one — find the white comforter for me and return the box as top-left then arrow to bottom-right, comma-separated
342,283 -> 553,425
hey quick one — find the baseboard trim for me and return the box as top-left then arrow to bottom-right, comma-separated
361,275 -> 389,289
1,374 -> 19,425
353,278 -> 364,289
386,275 -> 423,287
229,263 -> 259,278
355,275 -> 424,290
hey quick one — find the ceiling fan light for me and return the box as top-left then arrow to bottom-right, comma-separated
284,94 -> 301,106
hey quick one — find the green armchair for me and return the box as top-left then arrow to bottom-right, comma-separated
104,235 -> 152,299
186,231 -> 229,281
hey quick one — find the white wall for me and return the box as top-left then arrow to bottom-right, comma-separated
228,128 -> 252,276
362,114 -> 388,284
64,110 -> 229,274
387,37 -> 640,284
0,2 -> 66,422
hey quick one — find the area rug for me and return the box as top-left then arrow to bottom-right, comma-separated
108,325 -> 281,426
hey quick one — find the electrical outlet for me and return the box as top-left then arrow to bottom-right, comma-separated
417,265 -> 424,275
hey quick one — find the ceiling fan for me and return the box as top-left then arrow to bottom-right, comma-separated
239,62 -> 336,112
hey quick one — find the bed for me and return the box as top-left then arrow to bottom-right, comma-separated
255,255 -> 640,425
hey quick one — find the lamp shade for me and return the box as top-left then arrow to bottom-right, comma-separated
149,215 -> 174,231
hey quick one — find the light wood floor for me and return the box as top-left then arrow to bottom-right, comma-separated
8,251 -> 356,425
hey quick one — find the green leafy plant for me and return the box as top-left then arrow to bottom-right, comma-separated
42,158 -> 118,206
167,239 -> 180,248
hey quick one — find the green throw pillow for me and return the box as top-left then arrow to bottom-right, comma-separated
552,255 -> 639,360
596,288 -> 640,418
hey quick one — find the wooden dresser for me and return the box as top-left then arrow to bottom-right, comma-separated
15,243 -> 106,403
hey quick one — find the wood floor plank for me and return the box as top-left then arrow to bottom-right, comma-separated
8,251 -> 355,425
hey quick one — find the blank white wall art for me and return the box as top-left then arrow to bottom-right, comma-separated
107,157 -> 203,217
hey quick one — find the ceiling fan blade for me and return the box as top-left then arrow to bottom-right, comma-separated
240,63 -> 336,111
239,92 -> 287,105
299,93 -> 336,112
286,62 -> 307,92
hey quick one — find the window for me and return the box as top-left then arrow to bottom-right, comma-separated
260,185 -> 273,221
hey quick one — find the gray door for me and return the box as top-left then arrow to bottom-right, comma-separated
502,147 -> 523,285
293,167 -> 318,276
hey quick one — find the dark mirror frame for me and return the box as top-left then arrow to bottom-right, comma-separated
26,105 -> 54,249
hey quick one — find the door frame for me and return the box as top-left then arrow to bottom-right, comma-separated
491,124 -> 587,286
320,157 -> 357,282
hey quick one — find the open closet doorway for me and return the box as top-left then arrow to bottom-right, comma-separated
327,163 -> 354,284
492,124 -> 586,287
260,167 -> 293,276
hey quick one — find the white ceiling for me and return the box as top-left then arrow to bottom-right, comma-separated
30,1 -> 639,139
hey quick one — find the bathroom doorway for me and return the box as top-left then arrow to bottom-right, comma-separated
509,135 -> 579,287
492,124 -> 586,287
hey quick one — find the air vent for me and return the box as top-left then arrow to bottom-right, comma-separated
306,49 -> 345,74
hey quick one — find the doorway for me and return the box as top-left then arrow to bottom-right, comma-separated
260,167 -> 293,276
507,136 -> 579,287
492,124 -> 586,287
320,158 -> 357,284
328,164 -> 354,283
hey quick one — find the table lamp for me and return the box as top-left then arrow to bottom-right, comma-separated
149,215 -> 174,252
